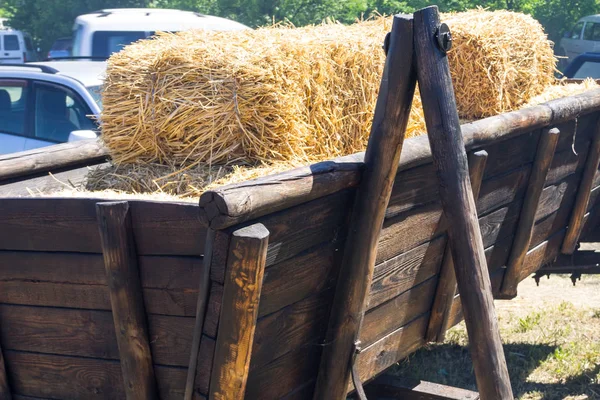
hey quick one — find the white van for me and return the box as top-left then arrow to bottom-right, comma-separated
71,8 -> 249,59
0,29 -> 38,64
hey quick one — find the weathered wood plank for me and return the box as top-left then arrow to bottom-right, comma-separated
194,335 -> 215,397
202,283 -> 223,338
500,128 -> 560,298
314,14 -> 417,399
476,164 -> 530,216
369,235 -> 446,310
563,118 -> 600,254
4,351 -> 187,400
0,139 -> 107,182
427,150 -> 488,343
361,277 -> 437,346
96,201 -> 157,400
0,199 -> 206,256
210,189 -> 351,284
210,224 -> 269,400
251,291 -> 332,371
414,7 -> 512,399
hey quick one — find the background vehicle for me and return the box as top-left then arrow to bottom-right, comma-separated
72,8 -> 249,59
0,29 -> 38,64
47,37 -> 72,60
563,52 -> 600,79
0,61 -> 104,155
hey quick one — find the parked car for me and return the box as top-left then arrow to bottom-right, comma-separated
71,8 -> 249,59
563,52 -> 600,79
0,61 -> 105,155
47,37 -> 72,60
0,29 -> 38,64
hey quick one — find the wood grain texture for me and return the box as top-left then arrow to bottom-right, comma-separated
500,128 -> 560,298
314,14 -> 417,400
414,7 -> 513,399
427,150 -> 488,343
0,139 -> 107,182
209,224 -> 269,400
4,351 -> 188,400
563,117 -> 600,254
0,198 -> 206,256
96,201 -> 157,400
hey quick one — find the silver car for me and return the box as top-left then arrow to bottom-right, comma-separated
559,15 -> 600,68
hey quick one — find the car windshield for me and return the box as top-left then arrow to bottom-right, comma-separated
91,31 -> 147,59
52,38 -> 72,51
86,84 -> 103,107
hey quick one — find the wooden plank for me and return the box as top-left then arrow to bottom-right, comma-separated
0,343 -> 10,400
4,351 -> 187,400
367,375 -> 479,400
0,198 -> 207,256
476,164 -> 530,215
251,290 -> 332,371
210,189 -> 351,283
258,242 -> 340,317
563,117 -> 600,254
545,144 -> 589,186
0,139 -> 107,182
350,313 -> 429,392
96,201 -> 157,400
209,224 -> 269,400
314,14 -> 417,399
427,150 -> 488,343
361,277 -> 437,346
185,230 -> 216,400
414,6 -> 512,399
202,283 -> 223,338
369,235 -> 446,309
194,335 -> 215,397
245,345 -> 321,400
500,128 -> 560,299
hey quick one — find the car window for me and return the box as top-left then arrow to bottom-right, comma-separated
34,84 -> 96,143
3,35 -> 20,51
0,80 -> 28,136
572,61 -> 600,79
571,22 -> 585,39
24,35 -> 34,51
86,84 -> 103,107
91,31 -> 146,58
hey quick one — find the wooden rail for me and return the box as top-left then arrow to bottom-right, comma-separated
96,201 -> 158,400
426,150 -> 488,343
500,128 -> 560,298
209,224 -> 269,400
414,7 -> 512,399
313,13 -> 417,399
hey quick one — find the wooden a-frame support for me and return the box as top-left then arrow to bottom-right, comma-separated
314,6 -> 513,400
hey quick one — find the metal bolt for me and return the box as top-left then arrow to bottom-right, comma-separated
382,32 -> 391,56
436,23 -> 452,53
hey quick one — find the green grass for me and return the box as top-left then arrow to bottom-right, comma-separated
391,300 -> 600,399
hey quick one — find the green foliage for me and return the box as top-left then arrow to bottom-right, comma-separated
2,0 -> 600,55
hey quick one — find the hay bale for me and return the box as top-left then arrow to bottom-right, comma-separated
100,10 -> 555,167
526,78 -> 599,106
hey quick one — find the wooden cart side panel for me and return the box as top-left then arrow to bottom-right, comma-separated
0,199 -> 206,256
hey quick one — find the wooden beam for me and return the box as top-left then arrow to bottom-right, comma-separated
0,343 -> 12,400
365,375 -> 479,400
426,150 -> 488,343
184,230 -> 216,400
562,118 -> 600,254
96,201 -> 158,400
414,6 -> 513,400
313,13 -> 417,400
499,128 -> 560,298
209,223 -> 269,400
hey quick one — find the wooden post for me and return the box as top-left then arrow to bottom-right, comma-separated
426,150 -> 488,343
209,223 -> 269,400
313,14 -> 417,400
414,6 -> 513,400
0,344 -> 12,400
185,229 -> 216,400
96,201 -> 158,400
562,118 -> 600,254
499,128 -> 560,298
